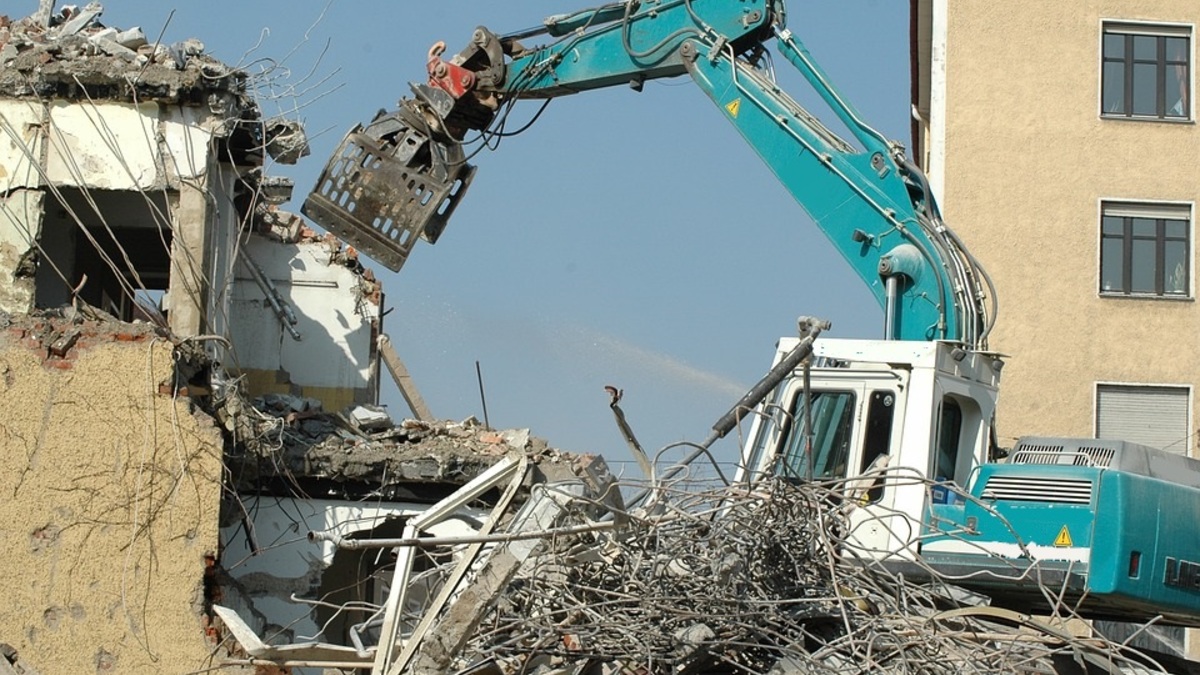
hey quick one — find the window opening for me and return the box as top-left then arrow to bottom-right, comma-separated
35,188 -> 173,321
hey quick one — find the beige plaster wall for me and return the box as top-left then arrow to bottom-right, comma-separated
0,323 -> 223,673
939,1 -> 1200,450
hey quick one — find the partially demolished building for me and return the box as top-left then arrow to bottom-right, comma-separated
0,4 -> 561,673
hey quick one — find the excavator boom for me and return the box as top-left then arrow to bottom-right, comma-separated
303,0 -> 994,348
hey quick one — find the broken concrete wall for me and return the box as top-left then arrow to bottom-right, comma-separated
0,316 -> 224,674
219,496 -> 483,652
0,189 -> 44,314
0,94 -> 238,334
0,98 -> 217,192
228,234 -> 381,411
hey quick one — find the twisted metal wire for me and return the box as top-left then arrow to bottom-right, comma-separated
420,472 -> 1177,674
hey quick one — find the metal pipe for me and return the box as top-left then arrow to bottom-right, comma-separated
704,319 -> 828,446
803,355 -> 814,479
238,253 -> 301,341
884,274 -> 899,340
308,520 -> 617,550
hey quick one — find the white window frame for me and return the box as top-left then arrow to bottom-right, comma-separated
1098,19 -> 1195,123
1094,381 -> 1194,457
1095,198 -> 1194,300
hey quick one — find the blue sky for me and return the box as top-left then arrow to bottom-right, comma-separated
100,1 -> 908,476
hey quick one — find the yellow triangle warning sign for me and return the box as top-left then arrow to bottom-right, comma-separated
725,98 -> 741,118
1054,525 -> 1073,547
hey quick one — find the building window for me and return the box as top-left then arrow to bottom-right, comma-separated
1102,23 -> 1191,120
1100,202 -> 1190,297
1096,384 -> 1191,455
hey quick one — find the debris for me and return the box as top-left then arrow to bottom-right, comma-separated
263,117 -> 311,165
256,176 -> 296,206
377,332 -> 433,421
57,1 -> 100,37
266,434 -> 1194,675
347,403 -> 392,432
13,248 -> 37,279
499,427 -> 530,450
29,0 -> 54,28
113,26 -> 145,49
429,475 -> 1181,673
0,2 -> 246,102
225,389 -> 536,496
88,32 -> 137,62
45,328 -> 79,358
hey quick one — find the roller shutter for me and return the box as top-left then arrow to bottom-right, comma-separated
1096,385 -> 1190,455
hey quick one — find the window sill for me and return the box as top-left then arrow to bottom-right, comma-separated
1099,292 -> 1194,302
1099,114 -> 1195,125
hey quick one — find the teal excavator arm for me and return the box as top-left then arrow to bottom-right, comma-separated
303,0 -> 995,348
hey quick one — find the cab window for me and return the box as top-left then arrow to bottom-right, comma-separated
858,390 -> 895,502
933,398 -> 963,483
777,391 -> 856,481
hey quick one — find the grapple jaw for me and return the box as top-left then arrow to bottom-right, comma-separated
301,88 -> 476,273
302,29 -> 507,272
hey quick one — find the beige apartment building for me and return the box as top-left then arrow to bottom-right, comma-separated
911,0 -> 1197,657
912,1 -> 1198,458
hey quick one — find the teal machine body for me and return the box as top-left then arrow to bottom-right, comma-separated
923,437 -> 1200,624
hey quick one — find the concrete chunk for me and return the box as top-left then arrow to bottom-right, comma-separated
263,117 -> 310,165
88,34 -> 137,61
57,1 -> 102,36
30,0 -> 57,28
349,404 -> 393,432
114,26 -> 146,49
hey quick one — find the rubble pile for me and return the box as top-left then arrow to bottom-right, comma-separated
0,2 -> 248,101
0,306 -> 166,362
221,389 -> 544,496
432,473 -> 1180,674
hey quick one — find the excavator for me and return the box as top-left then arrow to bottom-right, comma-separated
302,0 -> 1200,631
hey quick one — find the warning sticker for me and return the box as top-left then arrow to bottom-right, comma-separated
1054,525 -> 1073,548
725,98 -> 741,118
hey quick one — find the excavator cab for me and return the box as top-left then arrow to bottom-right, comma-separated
736,338 -> 1003,560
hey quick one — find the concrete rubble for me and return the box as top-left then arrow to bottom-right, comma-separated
223,387 -> 545,497
0,2 -> 246,103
